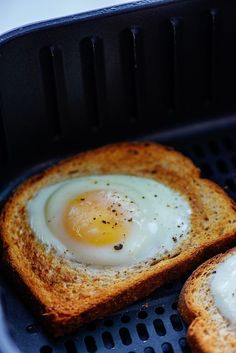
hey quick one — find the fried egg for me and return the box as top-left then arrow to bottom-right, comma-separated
27,175 -> 191,266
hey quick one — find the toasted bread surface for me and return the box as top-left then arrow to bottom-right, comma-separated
178,247 -> 236,353
1,141 -> 236,336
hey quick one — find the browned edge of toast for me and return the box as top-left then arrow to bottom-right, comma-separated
178,248 -> 236,353
2,231 -> 236,336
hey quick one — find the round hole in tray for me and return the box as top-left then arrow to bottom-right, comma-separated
179,337 -> 191,353
121,314 -> 131,323
155,306 -> 164,315
138,310 -> 148,319
162,342 -> 174,353
40,346 -> 53,353
171,302 -> 178,310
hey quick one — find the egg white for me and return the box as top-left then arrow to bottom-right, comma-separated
211,253 -> 236,327
27,175 -> 191,267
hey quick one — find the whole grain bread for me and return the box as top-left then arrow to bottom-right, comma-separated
1,141 -> 236,336
178,247 -> 236,353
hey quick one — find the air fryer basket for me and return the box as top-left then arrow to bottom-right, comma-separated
1,1 -> 236,352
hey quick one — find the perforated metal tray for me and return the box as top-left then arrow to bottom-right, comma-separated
1,116 -> 236,353
1,0 -> 236,351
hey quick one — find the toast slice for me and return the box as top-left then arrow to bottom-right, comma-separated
178,248 -> 236,353
1,142 -> 236,336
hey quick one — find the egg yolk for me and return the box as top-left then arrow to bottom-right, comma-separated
63,190 -> 132,246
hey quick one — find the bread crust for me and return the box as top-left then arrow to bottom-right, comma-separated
1,141 -> 236,336
178,248 -> 236,353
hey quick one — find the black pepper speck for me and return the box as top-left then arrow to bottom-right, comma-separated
114,244 -> 123,251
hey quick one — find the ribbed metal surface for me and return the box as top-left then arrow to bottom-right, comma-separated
0,0 -> 236,176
